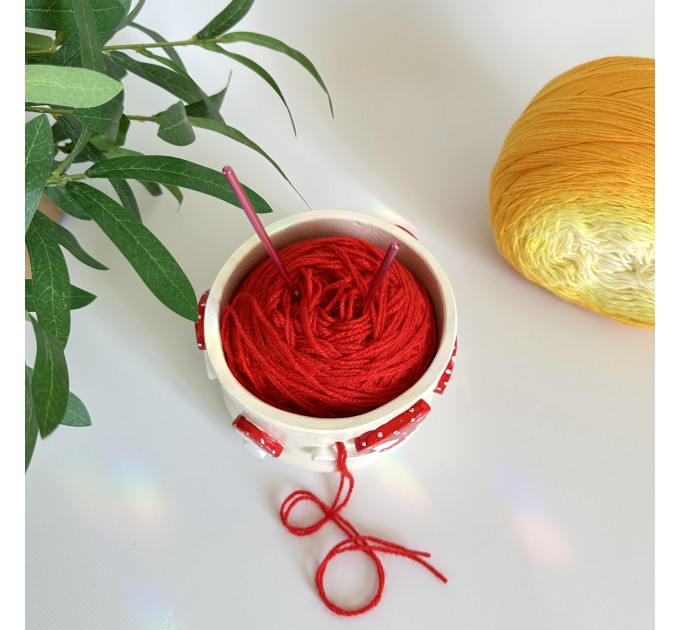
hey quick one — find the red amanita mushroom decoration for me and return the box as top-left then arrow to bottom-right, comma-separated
354,399 -> 431,454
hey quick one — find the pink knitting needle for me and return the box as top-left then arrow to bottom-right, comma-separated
223,166 -> 299,297
363,240 -> 400,312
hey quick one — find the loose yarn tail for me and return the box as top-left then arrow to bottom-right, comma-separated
279,443 -> 447,616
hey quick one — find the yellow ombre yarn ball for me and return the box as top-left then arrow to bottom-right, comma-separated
489,56 -> 655,328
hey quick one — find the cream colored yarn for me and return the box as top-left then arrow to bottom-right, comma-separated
489,56 -> 655,328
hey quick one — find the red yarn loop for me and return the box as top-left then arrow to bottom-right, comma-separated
222,236 -> 437,418
279,443 -> 447,617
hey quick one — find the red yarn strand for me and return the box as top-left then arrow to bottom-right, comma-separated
280,442 -> 447,616
221,236 -> 437,417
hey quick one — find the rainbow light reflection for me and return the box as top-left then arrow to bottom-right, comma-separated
123,578 -> 189,630
493,466 -> 572,568
369,197 -> 419,236
370,451 -> 434,513
59,443 -> 187,628
60,441 -> 176,543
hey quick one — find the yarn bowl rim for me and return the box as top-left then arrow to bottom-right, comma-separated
203,209 -> 457,436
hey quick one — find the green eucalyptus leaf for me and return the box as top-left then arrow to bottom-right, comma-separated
219,31 -> 333,115
67,285 -> 99,309
25,65 -> 123,108
184,87 -> 228,119
65,182 -> 198,321
26,0 -> 131,39
141,180 -> 163,196
97,146 -> 163,197
51,115 -> 92,179
99,146 -> 142,159
51,118 -> 68,143
26,279 -> 97,311
73,0 -> 106,72
73,92 -> 124,141
26,32 -> 53,52
129,22 -> 187,71
25,365 -> 40,470
110,178 -> 141,219
93,147 -> 184,205
187,116 -> 301,197
88,114 -> 130,150
25,114 -> 53,233
102,160 -> 179,206
124,0 -> 148,26
53,115 -> 86,148
158,101 -> 196,146
108,51 -> 222,121
26,213 -> 72,347
46,33 -> 82,68
103,54 -> 128,80
196,0 -> 255,39
203,43 -> 296,135
107,51 -> 200,103
44,185 -> 91,220
137,48 -> 189,77
54,125 -> 92,176
29,314 -> 70,438
86,155 -> 273,213
58,115 -> 140,219
162,184 -> 184,208
61,391 -> 92,427
25,54 -> 54,67
96,147 -> 162,197
29,211 -> 108,270
25,364 -> 91,464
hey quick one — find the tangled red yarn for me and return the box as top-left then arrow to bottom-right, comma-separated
221,236 -> 437,417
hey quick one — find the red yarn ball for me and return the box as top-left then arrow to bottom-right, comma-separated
221,236 -> 437,417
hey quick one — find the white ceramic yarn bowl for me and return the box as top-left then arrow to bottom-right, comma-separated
201,210 -> 457,472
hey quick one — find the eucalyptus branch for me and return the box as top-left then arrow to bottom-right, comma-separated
102,37 -> 199,51
27,35 -> 225,57
45,172 -> 89,186
26,106 -> 71,116
26,105 -> 159,124
24,0 -> 332,472
127,114 -> 160,122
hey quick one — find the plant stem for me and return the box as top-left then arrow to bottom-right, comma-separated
26,106 -> 159,124
102,37 -> 198,51
46,172 -> 88,186
27,35 -> 224,56
127,114 -> 159,122
26,106 -> 72,116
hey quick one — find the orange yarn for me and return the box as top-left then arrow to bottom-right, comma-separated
489,56 -> 655,328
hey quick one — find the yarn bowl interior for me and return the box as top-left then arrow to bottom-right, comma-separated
203,210 -> 457,471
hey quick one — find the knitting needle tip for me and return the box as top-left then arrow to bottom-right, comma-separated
222,165 -> 298,297
363,240 -> 400,312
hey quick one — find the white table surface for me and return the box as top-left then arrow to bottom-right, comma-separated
25,1 -> 655,628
